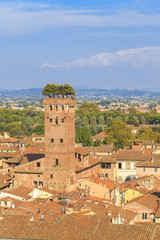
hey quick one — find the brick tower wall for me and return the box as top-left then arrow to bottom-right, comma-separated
43,98 -> 76,191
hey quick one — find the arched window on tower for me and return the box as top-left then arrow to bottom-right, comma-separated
50,174 -> 53,179
55,118 -> 58,124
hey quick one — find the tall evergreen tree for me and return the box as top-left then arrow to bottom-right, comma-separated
90,116 -> 97,127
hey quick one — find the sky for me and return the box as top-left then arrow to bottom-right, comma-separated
0,0 -> 160,90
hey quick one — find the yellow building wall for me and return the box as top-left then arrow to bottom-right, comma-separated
125,188 -> 144,202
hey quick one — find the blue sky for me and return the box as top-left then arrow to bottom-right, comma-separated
0,0 -> 160,90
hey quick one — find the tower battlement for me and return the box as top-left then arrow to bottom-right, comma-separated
43,97 -> 76,107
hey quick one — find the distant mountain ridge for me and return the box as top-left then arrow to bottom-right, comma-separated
0,88 -> 160,99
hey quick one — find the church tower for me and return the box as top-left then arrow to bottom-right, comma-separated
43,97 -> 76,191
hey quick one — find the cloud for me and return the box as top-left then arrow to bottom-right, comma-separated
1,2 -> 160,35
40,46 -> 160,69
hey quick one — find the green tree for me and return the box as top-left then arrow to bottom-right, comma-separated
141,116 -> 146,125
75,117 -> 82,128
133,116 -> 139,126
90,126 -> 96,136
106,116 -> 112,126
42,83 -> 75,98
42,83 -> 52,97
124,116 -> 129,123
34,124 -> 44,135
99,115 -> 105,126
82,116 -> 89,126
63,84 -> 76,97
105,119 -> 133,150
138,128 -> 160,142
129,108 -> 137,115
81,126 -> 93,146
96,125 -> 104,134
94,139 -> 101,146
77,102 -> 100,115
76,126 -> 93,146
90,116 -> 97,127
50,83 -> 58,98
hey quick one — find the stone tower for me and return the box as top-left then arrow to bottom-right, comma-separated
43,97 -> 76,191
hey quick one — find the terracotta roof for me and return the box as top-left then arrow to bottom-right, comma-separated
136,156 -> 160,168
4,155 -> 23,164
34,187 -> 59,195
75,148 -> 89,155
0,214 -> 159,239
100,155 -> 117,163
3,189 -> 31,200
14,158 -> 45,174
84,145 -> 113,153
143,148 -> 154,154
116,150 -> 151,161
142,140 -> 154,145
0,144 -> 18,151
155,204 -> 160,218
0,196 -> 23,207
0,181 -> 10,189
24,146 -> 45,155
153,202 -> 159,216
102,203 -> 137,224
0,174 -> 12,182
0,150 -> 21,158
75,164 -> 84,171
89,177 -> 119,190
16,186 -> 33,194
0,137 -> 19,143
93,222 -> 158,240
92,131 -> 106,140
32,135 -> 45,138
124,193 -> 159,210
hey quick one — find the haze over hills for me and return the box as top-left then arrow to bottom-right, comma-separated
0,88 -> 160,99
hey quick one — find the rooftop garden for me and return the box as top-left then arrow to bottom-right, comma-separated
42,83 -> 76,98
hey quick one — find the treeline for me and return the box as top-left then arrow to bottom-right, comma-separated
0,108 -> 44,138
76,103 -> 160,126
75,102 -> 160,147
1,101 -> 160,149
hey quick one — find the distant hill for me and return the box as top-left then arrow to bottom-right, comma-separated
0,88 -> 43,99
0,88 -> 160,99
